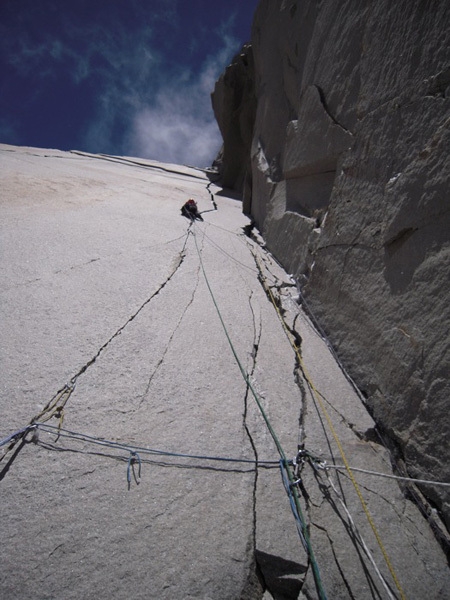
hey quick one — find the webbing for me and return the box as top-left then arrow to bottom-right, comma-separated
257,264 -> 406,600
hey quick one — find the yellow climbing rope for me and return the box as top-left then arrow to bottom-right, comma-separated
257,264 -> 407,600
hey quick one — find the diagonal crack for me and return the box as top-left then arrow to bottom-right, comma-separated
69,246 -> 187,387
69,150 -> 208,180
33,234 -> 191,424
315,85 -> 354,136
310,522 -> 359,600
138,254 -> 202,406
1,234 -> 191,468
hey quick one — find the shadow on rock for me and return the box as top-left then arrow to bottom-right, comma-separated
256,549 -> 307,599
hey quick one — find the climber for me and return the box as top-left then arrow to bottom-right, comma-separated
181,198 -> 203,221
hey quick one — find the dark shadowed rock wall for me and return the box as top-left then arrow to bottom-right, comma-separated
211,43 -> 256,211
212,0 -> 450,525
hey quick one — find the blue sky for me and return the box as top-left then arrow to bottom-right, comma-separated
0,0 -> 259,167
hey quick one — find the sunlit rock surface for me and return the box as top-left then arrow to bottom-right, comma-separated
212,0 -> 450,530
1,144 -> 449,599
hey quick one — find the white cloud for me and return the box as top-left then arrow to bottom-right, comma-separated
78,28 -> 238,167
125,33 -> 238,167
128,105 -> 221,167
1,1 -> 241,167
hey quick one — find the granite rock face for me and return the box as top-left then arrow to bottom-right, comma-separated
212,0 -> 450,526
2,145 -> 449,598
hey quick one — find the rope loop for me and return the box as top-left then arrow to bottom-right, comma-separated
127,451 -> 142,487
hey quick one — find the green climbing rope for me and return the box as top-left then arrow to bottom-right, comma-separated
191,224 -> 328,600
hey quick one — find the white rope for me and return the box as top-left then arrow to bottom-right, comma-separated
320,462 -> 450,488
324,471 -> 397,600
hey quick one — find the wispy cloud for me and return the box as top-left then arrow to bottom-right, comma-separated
0,1 -> 241,166
126,35 -> 237,166
128,101 -> 220,167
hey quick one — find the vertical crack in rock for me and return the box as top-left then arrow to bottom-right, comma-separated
246,243 -> 315,596
206,178 -> 219,211
246,242 -> 308,456
241,291 -> 266,598
292,334 -> 307,453
247,243 -> 372,596
246,293 -> 262,542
